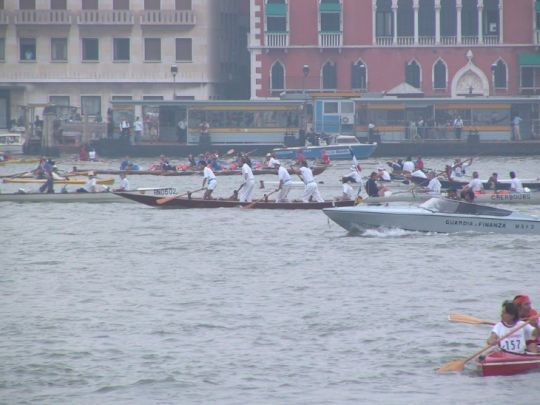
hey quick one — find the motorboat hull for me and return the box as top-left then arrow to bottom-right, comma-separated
323,203 -> 540,235
361,191 -> 540,205
273,143 -> 377,160
477,351 -> 540,376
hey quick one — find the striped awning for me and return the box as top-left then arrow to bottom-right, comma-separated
266,3 -> 287,16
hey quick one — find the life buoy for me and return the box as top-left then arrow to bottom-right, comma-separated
341,116 -> 349,124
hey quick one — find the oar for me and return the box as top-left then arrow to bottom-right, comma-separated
243,189 -> 279,209
436,319 -> 531,374
156,187 -> 206,205
448,314 -> 495,325
0,170 -> 32,179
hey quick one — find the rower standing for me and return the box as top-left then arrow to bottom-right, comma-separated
509,171 -> 525,193
201,161 -> 217,200
238,157 -> 255,202
275,161 -> 292,203
296,161 -> 324,203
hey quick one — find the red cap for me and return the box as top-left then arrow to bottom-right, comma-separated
513,295 -> 531,306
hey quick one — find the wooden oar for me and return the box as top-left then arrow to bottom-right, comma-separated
243,189 -> 279,209
436,319 -> 531,374
0,170 -> 32,179
156,187 -> 205,205
448,314 -> 495,325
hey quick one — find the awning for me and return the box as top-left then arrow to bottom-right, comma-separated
266,3 -> 287,16
320,3 -> 341,12
518,53 -> 540,66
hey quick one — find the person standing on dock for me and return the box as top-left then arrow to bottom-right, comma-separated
238,157 -> 255,202
453,115 -> 464,140
512,113 -> 522,141
133,117 -> 143,144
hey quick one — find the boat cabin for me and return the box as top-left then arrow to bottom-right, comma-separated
420,198 -> 513,217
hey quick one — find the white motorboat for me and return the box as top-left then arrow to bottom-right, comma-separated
323,198 -> 540,235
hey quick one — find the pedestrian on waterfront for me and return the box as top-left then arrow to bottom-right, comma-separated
133,116 -> 143,144
512,113 -> 522,141
275,161 -> 292,203
509,171 -> 525,193
237,157 -> 255,202
177,118 -> 187,143
120,119 -> 130,142
453,115 -> 464,140
296,160 -> 324,203
201,161 -> 217,200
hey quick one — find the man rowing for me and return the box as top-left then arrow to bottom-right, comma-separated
275,161 -> 292,203
513,294 -> 539,346
423,171 -> 441,195
237,157 -> 255,202
201,161 -> 217,200
294,160 -> 324,203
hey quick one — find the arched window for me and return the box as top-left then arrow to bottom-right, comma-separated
266,0 -> 287,33
418,0 -> 435,37
270,61 -> 285,92
397,0 -> 413,37
483,0 -> 499,36
351,60 -> 367,90
405,60 -> 421,88
493,59 -> 507,89
376,0 -> 393,37
322,61 -> 337,90
461,0 -> 478,37
440,0 -> 456,37
320,0 -> 341,32
433,60 -> 446,89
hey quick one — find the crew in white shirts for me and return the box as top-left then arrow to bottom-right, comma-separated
264,153 -> 280,169
377,167 -> 391,181
509,171 -> 524,193
297,161 -> 324,203
201,161 -> 217,199
276,161 -> 292,202
425,171 -> 441,195
114,173 -> 129,191
238,157 -> 255,202
467,171 -> 484,193
344,155 -> 362,183
402,157 -> 415,174
340,177 -> 355,200
77,173 -> 97,193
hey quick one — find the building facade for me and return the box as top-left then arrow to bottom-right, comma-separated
249,0 -> 540,99
0,0 -> 250,129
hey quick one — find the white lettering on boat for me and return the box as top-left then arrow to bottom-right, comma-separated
152,188 -> 177,196
445,219 -> 506,228
490,194 -> 531,201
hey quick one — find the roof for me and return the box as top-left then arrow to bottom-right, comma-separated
386,82 -> 424,96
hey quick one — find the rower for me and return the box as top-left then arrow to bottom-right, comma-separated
295,160 -> 324,203
487,300 -> 537,354
509,171 -> 525,193
513,295 -> 539,345
113,173 -> 129,192
486,172 -> 499,192
365,171 -> 390,197
275,161 -> 292,203
200,160 -> 217,200
424,171 -> 441,195
338,176 -> 354,201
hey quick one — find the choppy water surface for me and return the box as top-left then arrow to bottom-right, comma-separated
1,155 -> 539,404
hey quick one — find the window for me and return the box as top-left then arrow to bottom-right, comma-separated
320,0 -> 340,32
143,96 -> 164,100
51,38 -> 67,61
112,95 -> 132,101
493,60 -> 507,88
418,0 -> 435,36
144,0 -> 160,9
322,61 -> 337,90
175,0 -> 191,10
461,0 -> 478,36
323,102 -> 338,114
81,96 -> 101,116
440,0 -> 456,36
51,0 -> 66,9
175,38 -> 192,61
270,61 -> 284,91
521,67 -> 534,89
49,95 -> 70,106
351,61 -> 366,90
113,0 -> 129,10
397,0 -> 413,36
82,38 -> 99,61
433,60 -> 446,89
20,38 -> 36,61
405,60 -> 420,88
19,0 -> 35,9
266,0 -> 287,32
113,38 -> 130,61
376,0 -> 393,37
0,38 -> 4,61
145,38 -> 161,61
82,0 -> 98,9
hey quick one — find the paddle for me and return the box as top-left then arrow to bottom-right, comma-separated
436,319 -> 532,374
448,314 -> 495,325
243,189 -> 279,209
156,187 -> 206,205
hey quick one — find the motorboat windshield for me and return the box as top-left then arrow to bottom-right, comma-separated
419,198 -> 513,217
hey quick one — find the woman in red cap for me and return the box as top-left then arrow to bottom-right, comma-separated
513,294 -> 539,345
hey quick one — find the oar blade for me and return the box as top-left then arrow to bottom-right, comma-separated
156,195 -> 176,205
436,358 -> 467,374
448,314 -> 494,325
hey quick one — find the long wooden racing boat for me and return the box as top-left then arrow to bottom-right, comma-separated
3,177 -> 115,185
86,165 -> 328,177
477,350 -> 540,376
115,191 -> 355,209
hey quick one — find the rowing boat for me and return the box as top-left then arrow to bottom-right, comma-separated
115,191 -> 355,209
0,158 -> 40,165
477,350 -> 540,376
2,177 -> 115,185
410,176 -> 540,191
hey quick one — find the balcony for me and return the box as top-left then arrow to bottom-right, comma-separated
0,10 -> 9,25
440,36 -> 457,45
462,36 -> 479,45
77,10 -> 134,25
319,32 -> 342,48
418,36 -> 435,45
265,32 -> 288,48
375,36 -> 393,46
140,10 -> 195,26
396,36 -> 414,45
14,10 -> 71,25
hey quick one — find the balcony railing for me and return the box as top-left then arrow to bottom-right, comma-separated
396,36 -> 414,45
418,36 -> 435,45
376,36 -> 393,46
319,32 -> 342,48
140,10 -> 195,25
265,32 -> 288,48
483,35 -> 499,45
462,36 -> 479,45
0,10 -> 9,25
78,10 -> 134,25
14,10 -> 71,25
440,36 -> 457,45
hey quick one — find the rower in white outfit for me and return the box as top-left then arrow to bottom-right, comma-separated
238,157 -> 255,202
201,161 -> 217,199
297,161 -> 324,203
424,171 -> 441,195
275,161 -> 292,202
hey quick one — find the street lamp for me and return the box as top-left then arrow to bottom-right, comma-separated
302,64 -> 310,94
170,64 -> 178,99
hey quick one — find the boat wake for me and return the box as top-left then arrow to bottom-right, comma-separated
359,227 -> 423,238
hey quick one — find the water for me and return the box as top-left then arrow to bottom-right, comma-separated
1,155 -> 540,404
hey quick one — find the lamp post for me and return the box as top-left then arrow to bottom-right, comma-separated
170,64 -> 178,99
302,64 -> 310,94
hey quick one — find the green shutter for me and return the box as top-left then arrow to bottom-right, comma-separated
320,3 -> 341,12
536,0 -> 540,12
518,53 -> 540,66
266,3 -> 287,16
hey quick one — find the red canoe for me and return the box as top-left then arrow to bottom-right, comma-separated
477,350 -> 540,376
